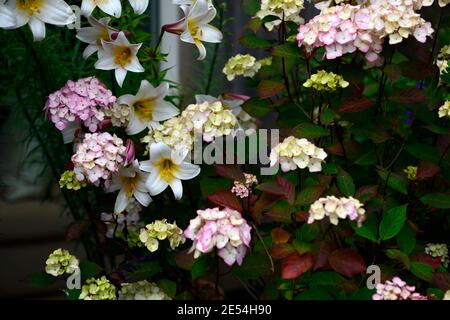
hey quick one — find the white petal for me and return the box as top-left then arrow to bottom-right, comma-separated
136,80 -> 157,99
115,68 -> 127,87
76,27 -> 99,44
134,190 -> 152,207
37,0 -> 75,26
0,5 -> 15,28
94,54 -> 116,70
139,160 -> 154,173
81,0 -> 96,17
174,162 -> 200,180
169,179 -> 183,200
129,0 -> 148,15
199,24 -> 222,43
171,147 -> 189,164
28,17 -> 46,42
126,110 -> 148,135
125,57 -> 145,73
194,40 -> 207,60
117,94 -> 135,106
180,30 -> 194,44
150,142 -> 172,161
98,0 -> 122,18
114,189 -> 129,213
152,100 -> 180,122
147,175 -> 169,196
82,44 -> 98,59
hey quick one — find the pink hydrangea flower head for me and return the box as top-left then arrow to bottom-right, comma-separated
71,132 -> 126,185
231,173 -> 258,199
45,77 -> 117,132
184,207 -> 252,266
372,277 -> 428,300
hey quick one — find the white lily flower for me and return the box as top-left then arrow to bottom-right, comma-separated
140,142 -> 200,200
0,0 -> 16,28
81,0 -> 121,18
76,16 -> 118,59
129,0 -> 148,15
95,31 -> 144,87
6,0 -> 76,41
107,160 -> 152,214
173,0 -> 213,6
166,0 -> 222,60
118,80 -> 180,135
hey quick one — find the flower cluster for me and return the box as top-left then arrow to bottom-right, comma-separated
59,170 -> 87,190
436,45 -> 450,80
223,54 -> 263,81
438,101 -> 450,118
45,249 -> 79,277
104,103 -> 131,127
372,277 -> 427,300
270,136 -> 328,173
303,70 -> 349,91
184,207 -> 252,266
297,3 -> 433,63
139,219 -> 186,252
118,280 -> 171,300
45,77 -> 116,132
71,133 -> 127,185
79,276 -> 116,300
404,166 -> 418,180
308,196 -> 366,226
181,101 -> 238,142
425,243 -> 449,268
256,0 -> 304,31
231,173 -> 258,198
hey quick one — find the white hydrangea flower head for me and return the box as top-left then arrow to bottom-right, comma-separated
270,136 -> 328,173
45,248 -> 79,277
104,103 -> 131,127
119,280 -> 172,300
223,54 -> 262,81
79,276 -> 116,300
438,101 -> 450,118
256,0 -> 305,31
139,219 -> 186,252
308,196 -> 366,226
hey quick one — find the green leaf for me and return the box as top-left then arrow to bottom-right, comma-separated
348,288 -> 375,300
191,255 -> 211,280
295,185 -> 326,206
410,262 -> 434,282
64,289 -> 81,300
295,289 -> 333,300
232,253 -> 272,280
242,98 -> 272,117
122,261 -> 161,283
336,168 -> 355,197
296,223 -> 320,242
30,272 -> 56,288
379,205 -> 407,241
353,213 -> 378,242
258,80 -> 285,98
396,224 -> 416,255
322,163 -> 338,175
157,279 -> 177,298
272,43 -> 301,59
242,0 -> 260,15
354,149 -> 377,166
386,249 -> 410,269
239,33 -> 275,48
320,109 -> 336,125
377,169 -> 408,195
293,123 -> 328,139
405,143 -> 440,164
420,193 -> 450,209
79,261 -> 101,281
309,271 -> 343,287
292,239 -> 312,254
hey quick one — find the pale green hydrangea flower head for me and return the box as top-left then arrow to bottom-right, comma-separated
119,280 -> 172,300
303,70 -> 349,92
45,248 -> 79,277
79,276 -> 116,300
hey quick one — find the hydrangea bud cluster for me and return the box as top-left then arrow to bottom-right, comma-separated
425,243 -> 449,268
256,0 -> 304,31
118,280 -> 172,300
223,54 -> 262,81
71,132 -> 126,185
297,3 -> 433,63
104,103 -> 131,127
45,77 -> 116,132
59,170 -> 87,190
45,248 -> 79,277
303,70 -> 349,91
308,196 -> 366,226
184,207 -> 252,266
79,276 -> 116,300
403,166 -> 418,180
270,136 -> 328,173
231,173 -> 258,198
372,277 -> 427,300
139,219 -> 186,253
141,116 -> 194,152
438,101 -> 450,118
181,101 -> 238,142
436,45 -> 450,79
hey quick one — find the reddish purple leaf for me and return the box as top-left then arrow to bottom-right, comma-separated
337,96 -> 373,113
215,164 -> 245,182
355,185 -> 378,202
313,242 -> 335,271
258,80 -> 285,99
271,227 -> 290,244
270,244 -> 295,260
281,252 -> 313,280
416,161 -> 440,179
275,176 -> 295,204
411,252 -> 442,270
389,88 -> 427,104
432,273 -> 450,291
208,190 -> 242,212
328,248 -> 366,277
